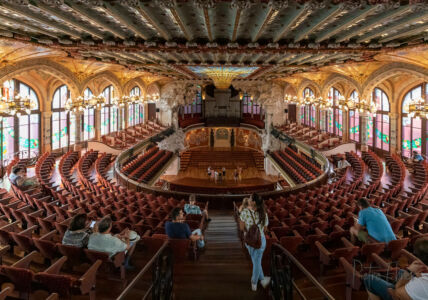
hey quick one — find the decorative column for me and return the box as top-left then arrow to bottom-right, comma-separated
73,111 -> 83,151
172,107 -> 179,129
124,104 -> 129,129
342,110 -> 349,142
296,105 -> 301,125
315,107 -> 320,130
389,112 -> 399,154
360,112 -> 369,152
95,108 -> 101,141
41,111 -> 52,153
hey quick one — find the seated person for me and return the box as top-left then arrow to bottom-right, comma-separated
413,151 -> 425,162
165,208 -> 205,248
350,198 -> 396,244
9,166 -> 40,189
184,194 -> 210,222
363,237 -> 428,300
88,217 -> 139,269
62,213 -> 91,248
337,157 -> 351,169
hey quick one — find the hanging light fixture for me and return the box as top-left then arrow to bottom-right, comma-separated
347,96 -> 377,116
0,93 -> 37,116
65,96 -> 87,112
406,96 -> 428,119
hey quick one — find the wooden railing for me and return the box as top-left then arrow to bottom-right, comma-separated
116,241 -> 173,300
270,243 -> 335,300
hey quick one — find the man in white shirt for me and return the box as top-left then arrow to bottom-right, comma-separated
337,157 -> 351,169
364,237 -> 428,300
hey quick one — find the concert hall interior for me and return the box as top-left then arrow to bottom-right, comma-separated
0,0 -> 427,299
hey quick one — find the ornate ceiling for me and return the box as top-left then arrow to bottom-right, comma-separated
0,0 -> 426,83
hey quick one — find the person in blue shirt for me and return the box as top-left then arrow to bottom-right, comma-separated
165,207 -> 205,248
350,198 -> 396,243
183,194 -> 211,222
413,151 -> 425,162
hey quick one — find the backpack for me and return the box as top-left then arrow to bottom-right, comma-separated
244,210 -> 261,249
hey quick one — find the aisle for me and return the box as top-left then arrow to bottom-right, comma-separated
173,210 -> 269,300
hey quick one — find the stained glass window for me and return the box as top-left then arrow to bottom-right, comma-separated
349,91 -> 360,143
1,80 -> 40,162
101,85 -> 117,135
373,88 -> 390,152
242,94 -> 261,116
328,87 -> 342,135
82,88 -> 95,141
52,85 -> 73,150
401,83 -> 427,158
302,88 -> 314,127
129,86 -> 144,126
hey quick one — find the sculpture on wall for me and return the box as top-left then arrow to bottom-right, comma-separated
157,128 -> 186,153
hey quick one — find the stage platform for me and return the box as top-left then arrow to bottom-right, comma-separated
163,176 -> 277,194
161,146 -> 277,194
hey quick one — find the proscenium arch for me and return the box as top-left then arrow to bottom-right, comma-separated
0,58 -> 80,98
362,62 -> 428,101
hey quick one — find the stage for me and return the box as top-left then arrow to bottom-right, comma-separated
160,146 -> 278,194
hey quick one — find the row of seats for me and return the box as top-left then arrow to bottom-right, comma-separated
101,121 -> 166,149
120,146 -> 173,183
278,124 -> 342,150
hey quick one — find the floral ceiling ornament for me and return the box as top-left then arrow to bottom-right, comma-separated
268,0 -> 289,11
194,0 -> 216,9
230,0 -> 255,9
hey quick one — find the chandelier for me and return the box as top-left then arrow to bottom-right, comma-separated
0,94 -> 37,116
65,94 -> 107,113
346,96 -> 377,115
406,97 -> 428,119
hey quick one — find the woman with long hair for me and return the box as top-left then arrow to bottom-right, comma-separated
239,193 -> 270,291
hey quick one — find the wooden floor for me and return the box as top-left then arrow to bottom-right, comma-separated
173,210 -> 269,300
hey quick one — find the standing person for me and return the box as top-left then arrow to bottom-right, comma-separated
350,198 -> 396,243
207,166 -> 212,179
210,169 -> 215,182
239,193 -> 270,291
234,168 -> 239,183
238,167 -> 242,182
214,170 -> 218,184
222,167 -> 226,180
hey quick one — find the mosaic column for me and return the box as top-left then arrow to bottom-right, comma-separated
95,108 -> 101,141
389,112 -> 399,154
315,107 -> 320,130
124,104 -> 129,129
73,111 -> 82,151
360,112 -> 369,152
41,111 -> 52,153
342,110 -> 349,142
296,105 -> 301,125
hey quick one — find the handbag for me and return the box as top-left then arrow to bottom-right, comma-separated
244,210 -> 261,249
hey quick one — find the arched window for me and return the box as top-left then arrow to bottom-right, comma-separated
302,88 -> 315,127
372,88 -> 390,152
129,86 -> 143,126
83,88 -> 95,141
52,85 -> 75,150
101,85 -> 118,135
349,90 -> 360,143
327,87 -> 343,136
0,79 -> 40,163
242,94 -> 260,116
402,83 -> 428,158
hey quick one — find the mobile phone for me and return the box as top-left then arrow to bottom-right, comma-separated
90,220 -> 96,228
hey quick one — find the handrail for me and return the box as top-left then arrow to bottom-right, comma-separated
116,240 -> 171,300
271,243 -> 335,300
